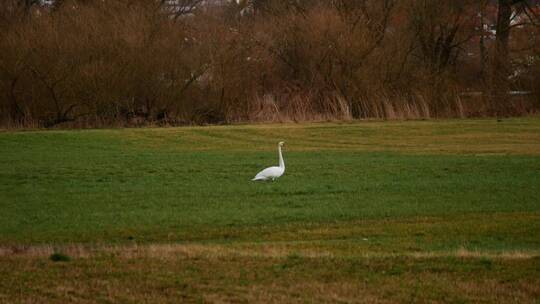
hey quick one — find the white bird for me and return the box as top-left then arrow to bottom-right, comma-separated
252,141 -> 285,181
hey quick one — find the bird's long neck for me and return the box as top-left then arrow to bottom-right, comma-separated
278,145 -> 285,169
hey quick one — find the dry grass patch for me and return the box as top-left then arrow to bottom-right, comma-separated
107,118 -> 540,155
3,251 -> 538,303
1,243 -> 539,262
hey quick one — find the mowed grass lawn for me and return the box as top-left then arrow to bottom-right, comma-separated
1,118 -> 539,303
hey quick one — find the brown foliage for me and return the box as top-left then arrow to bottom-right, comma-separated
0,0 -> 538,128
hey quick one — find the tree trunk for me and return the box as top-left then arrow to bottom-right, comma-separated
490,0 -> 513,116
8,78 -> 25,124
490,0 -> 526,116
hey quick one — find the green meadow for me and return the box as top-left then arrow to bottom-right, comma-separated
1,118 -> 539,303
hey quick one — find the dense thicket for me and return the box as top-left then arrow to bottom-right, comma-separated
1,0 -> 539,128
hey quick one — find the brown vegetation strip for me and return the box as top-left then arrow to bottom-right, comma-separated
1,243 -> 538,260
1,1 -> 539,128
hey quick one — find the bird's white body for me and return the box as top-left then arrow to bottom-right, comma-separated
252,142 -> 285,181
252,166 -> 284,181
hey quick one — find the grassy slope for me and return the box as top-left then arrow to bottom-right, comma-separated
1,118 -> 539,302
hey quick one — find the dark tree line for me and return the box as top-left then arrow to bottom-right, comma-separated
0,0 -> 538,128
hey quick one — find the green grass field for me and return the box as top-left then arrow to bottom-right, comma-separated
1,118 -> 540,303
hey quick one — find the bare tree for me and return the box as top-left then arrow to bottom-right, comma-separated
408,0 -> 477,75
489,0 -> 540,115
